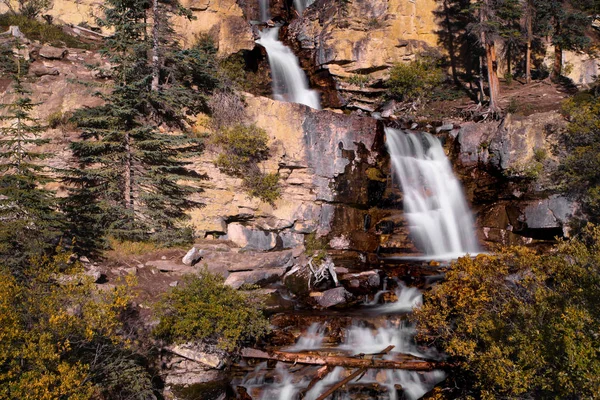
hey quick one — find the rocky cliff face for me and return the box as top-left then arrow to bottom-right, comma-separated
286,0 -> 438,109
0,0 -> 255,55
449,111 -> 577,246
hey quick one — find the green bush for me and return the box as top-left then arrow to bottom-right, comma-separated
414,225 -> 600,399
212,124 -> 281,203
243,171 -> 280,205
387,57 -> 445,102
561,93 -> 600,223
154,269 -> 270,351
213,124 -> 269,177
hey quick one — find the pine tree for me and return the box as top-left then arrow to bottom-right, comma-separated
0,49 -> 61,274
535,0 -> 590,81
64,0 -> 213,250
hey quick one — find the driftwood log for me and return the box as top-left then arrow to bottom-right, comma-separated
240,348 -> 450,371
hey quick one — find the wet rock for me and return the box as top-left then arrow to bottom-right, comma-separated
224,268 -> 287,289
314,286 -> 353,308
39,45 -> 68,60
339,270 -> 381,295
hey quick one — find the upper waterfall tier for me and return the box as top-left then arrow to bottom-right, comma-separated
293,0 -> 315,14
385,127 -> 479,259
256,28 -> 321,110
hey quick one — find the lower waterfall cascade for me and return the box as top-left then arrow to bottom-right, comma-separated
385,127 -> 480,259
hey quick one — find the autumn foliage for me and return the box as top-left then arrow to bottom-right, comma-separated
414,226 -> 600,399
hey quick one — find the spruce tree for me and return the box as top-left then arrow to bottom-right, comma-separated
65,0 -> 213,250
0,50 -> 61,274
535,0 -> 591,81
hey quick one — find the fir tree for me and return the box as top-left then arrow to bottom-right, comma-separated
535,0 -> 591,81
65,0 -> 212,250
0,50 -> 61,274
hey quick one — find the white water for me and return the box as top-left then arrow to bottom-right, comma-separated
371,282 -> 423,314
385,127 -> 479,258
288,322 -> 325,351
256,28 -> 321,109
293,0 -> 315,14
258,0 -> 270,22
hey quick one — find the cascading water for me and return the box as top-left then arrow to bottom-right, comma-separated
256,27 -> 321,109
258,0 -> 270,22
385,127 -> 479,259
241,285 -> 445,400
293,0 -> 315,14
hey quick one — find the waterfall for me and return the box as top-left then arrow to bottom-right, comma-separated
258,0 -> 270,22
293,0 -> 315,15
385,127 -> 479,259
256,28 -> 321,109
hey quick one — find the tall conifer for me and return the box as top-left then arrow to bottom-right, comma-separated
0,47 -> 61,273
65,0 -> 211,249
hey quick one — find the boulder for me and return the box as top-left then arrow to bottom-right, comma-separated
29,64 -> 59,77
39,45 -> 68,60
226,223 -> 277,251
182,247 -> 206,266
339,270 -> 381,294
314,286 -> 353,308
224,267 -> 287,289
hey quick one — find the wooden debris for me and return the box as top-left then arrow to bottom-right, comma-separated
241,348 -> 449,371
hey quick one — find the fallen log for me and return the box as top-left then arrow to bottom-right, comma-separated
241,348 -> 451,371
315,367 -> 367,400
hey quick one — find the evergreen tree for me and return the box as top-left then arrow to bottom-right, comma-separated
535,0 -> 591,81
64,0 -> 213,250
0,50 -> 61,274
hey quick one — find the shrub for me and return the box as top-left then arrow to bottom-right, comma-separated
213,124 -> 269,177
212,123 -> 281,203
560,92 -> 600,223
153,269 -> 270,351
413,226 -> 600,399
346,74 -> 370,88
387,56 -> 445,102
0,250 -> 154,400
243,171 -> 280,205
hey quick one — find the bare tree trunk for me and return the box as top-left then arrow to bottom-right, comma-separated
151,0 -> 160,92
552,43 -> 562,81
525,0 -> 533,84
486,41 -> 500,110
478,55 -> 485,104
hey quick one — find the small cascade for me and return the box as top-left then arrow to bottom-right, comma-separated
385,127 -> 479,259
288,323 -> 325,351
258,0 -> 270,22
240,284 -> 444,399
256,27 -> 321,109
293,0 -> 315,14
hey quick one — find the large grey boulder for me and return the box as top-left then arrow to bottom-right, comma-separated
224,268 -> 287,289
226,223 -> 277,251
314,286 -> 353,308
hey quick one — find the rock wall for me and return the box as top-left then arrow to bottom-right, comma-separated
0,0 -> 255,55
449,111 -> 578,245
286,0 -> 439,108
188,94 -> 389,254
